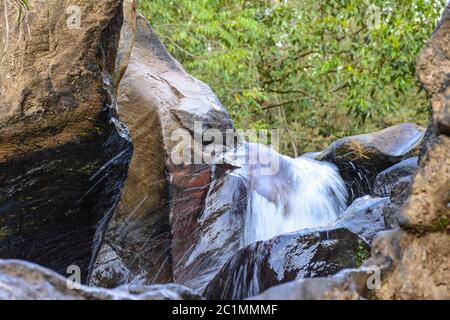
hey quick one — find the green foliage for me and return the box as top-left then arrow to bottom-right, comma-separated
355,239 -> 370,266
434,213 -> 450,231
139,0 -> 446,155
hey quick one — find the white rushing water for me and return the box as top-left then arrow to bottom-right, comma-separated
228,143 -> 348,245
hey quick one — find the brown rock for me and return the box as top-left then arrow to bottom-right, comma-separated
400,135 -> 450,230
401,4 -> 450,231
367,230 -> 450,299
0,0 -> 132,282
175,170 -> 247,293
91,15 -> 236,288
416,6 -> 450,135
114,0 -> 137,88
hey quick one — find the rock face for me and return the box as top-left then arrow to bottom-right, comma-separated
0,260 -> 201,300
91,14 -> 239,289
373,157 -> 418,198
0,0 -> 132,282
318,123 -> 424,202
90,5 -> 172,288
367,230 -> 450,299
401,4 -> 450,231
382,177 -> 413,229
204,228 -> 369,300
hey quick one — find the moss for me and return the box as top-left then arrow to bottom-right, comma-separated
355,239 -> 370,267
434,213 -> 450,231
78,161 -> 99,175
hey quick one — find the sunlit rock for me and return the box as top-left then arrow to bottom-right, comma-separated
90,14 -> 236,288
401,4 -> 450,231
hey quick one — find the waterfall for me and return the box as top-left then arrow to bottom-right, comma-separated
228,143 -> 348,245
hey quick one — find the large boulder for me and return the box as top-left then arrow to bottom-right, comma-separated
0,260 -> 201,300
318,123 -> 424,202
204,228 -> 369,300
0,0 -> 132,282
90,5 -> 172,288
399,134 -> 450,230
91,14 -> 239,289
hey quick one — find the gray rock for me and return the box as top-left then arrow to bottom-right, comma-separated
0,260 -> 201,300
383,176 -> 413,229
250,267 -> 372,300
204,228 -> 369,300
373,157 -> 418,197
331,196 -> 390,242
318,123 -> 424,202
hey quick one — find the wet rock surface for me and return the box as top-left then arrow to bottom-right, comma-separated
0,260 -> 201,300
382,176 -> 414,229
251,267 -> 371,300
91,14 -> 237,289
331,196 -> 390,242
176,169 -> 247,293
254,229 -> 450,300
0,0 -> 447,302
0,0 -> 132,282
204,228 -> 369,300
318,123 -> 424,202
90,10 -> 172,287
373,157 -> 418,197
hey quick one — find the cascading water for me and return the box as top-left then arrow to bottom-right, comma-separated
228,143 -> 348,245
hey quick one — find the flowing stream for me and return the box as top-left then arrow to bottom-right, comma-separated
229,143 -> 348,245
